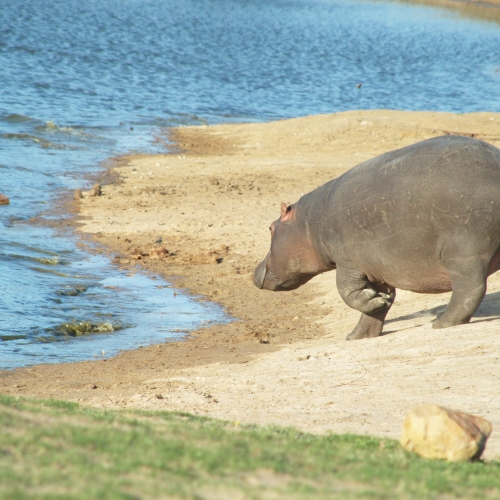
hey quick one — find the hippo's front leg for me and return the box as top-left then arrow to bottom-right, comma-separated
336,267 -> 395,340
336,267 -> 394,313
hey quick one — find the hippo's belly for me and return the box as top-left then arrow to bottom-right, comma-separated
365,264 -> 453,294
345,229 -> 500,294
366,247 -> 500,293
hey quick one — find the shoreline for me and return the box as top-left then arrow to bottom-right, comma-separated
415,0 -> 500,8
402,0 -> 500,17
3,110 -> 500,459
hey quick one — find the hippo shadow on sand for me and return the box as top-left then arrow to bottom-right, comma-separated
382,290 -> 500,336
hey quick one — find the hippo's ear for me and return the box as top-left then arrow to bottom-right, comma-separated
280,202 -> 293,222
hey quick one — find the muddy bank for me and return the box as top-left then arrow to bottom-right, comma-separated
2,110 -> 500,459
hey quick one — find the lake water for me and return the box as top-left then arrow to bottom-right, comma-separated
1,0 -> 500,369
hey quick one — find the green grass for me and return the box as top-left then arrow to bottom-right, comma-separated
1,394 -> 500,499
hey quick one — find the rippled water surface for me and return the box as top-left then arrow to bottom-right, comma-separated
1,0 -> 500,368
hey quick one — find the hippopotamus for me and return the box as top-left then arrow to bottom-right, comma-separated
254,135 -> 500,340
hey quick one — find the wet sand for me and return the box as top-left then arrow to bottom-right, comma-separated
3,110 -> 500,459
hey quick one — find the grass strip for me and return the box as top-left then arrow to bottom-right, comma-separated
0,394 -> 499,499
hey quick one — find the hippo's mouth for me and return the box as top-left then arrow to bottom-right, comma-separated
253,254 -> 291,291
254,252 -> 320,291
254,253 -> 269,289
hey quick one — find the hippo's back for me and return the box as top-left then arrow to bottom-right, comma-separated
338,135 -> 500,201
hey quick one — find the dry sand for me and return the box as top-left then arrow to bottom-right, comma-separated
3,110 -> 500,459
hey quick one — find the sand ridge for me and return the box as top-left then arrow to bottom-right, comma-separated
2,110 -> 500,459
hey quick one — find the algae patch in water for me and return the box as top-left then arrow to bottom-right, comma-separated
1,321 -> 124,343
56,286 -> 88,296
53,321 -> 121,337
0,132 -> 81,150
1,334 -> 26,342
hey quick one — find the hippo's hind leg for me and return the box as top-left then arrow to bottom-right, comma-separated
336,267 -> 395,340
433,256 -> 488,329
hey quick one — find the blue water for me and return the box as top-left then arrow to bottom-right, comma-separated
1,0 -> 500,369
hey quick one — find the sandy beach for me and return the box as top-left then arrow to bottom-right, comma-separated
3,110 -> 500,459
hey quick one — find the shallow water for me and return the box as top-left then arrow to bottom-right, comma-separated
1,0 -> 500,369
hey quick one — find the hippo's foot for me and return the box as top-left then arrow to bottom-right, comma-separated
432,315 -> 471,329
346,309 -> 391,341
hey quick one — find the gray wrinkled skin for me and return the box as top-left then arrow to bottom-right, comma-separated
254,136 -> 500,340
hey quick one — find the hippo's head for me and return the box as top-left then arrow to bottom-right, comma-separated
254,202 -> 330,291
